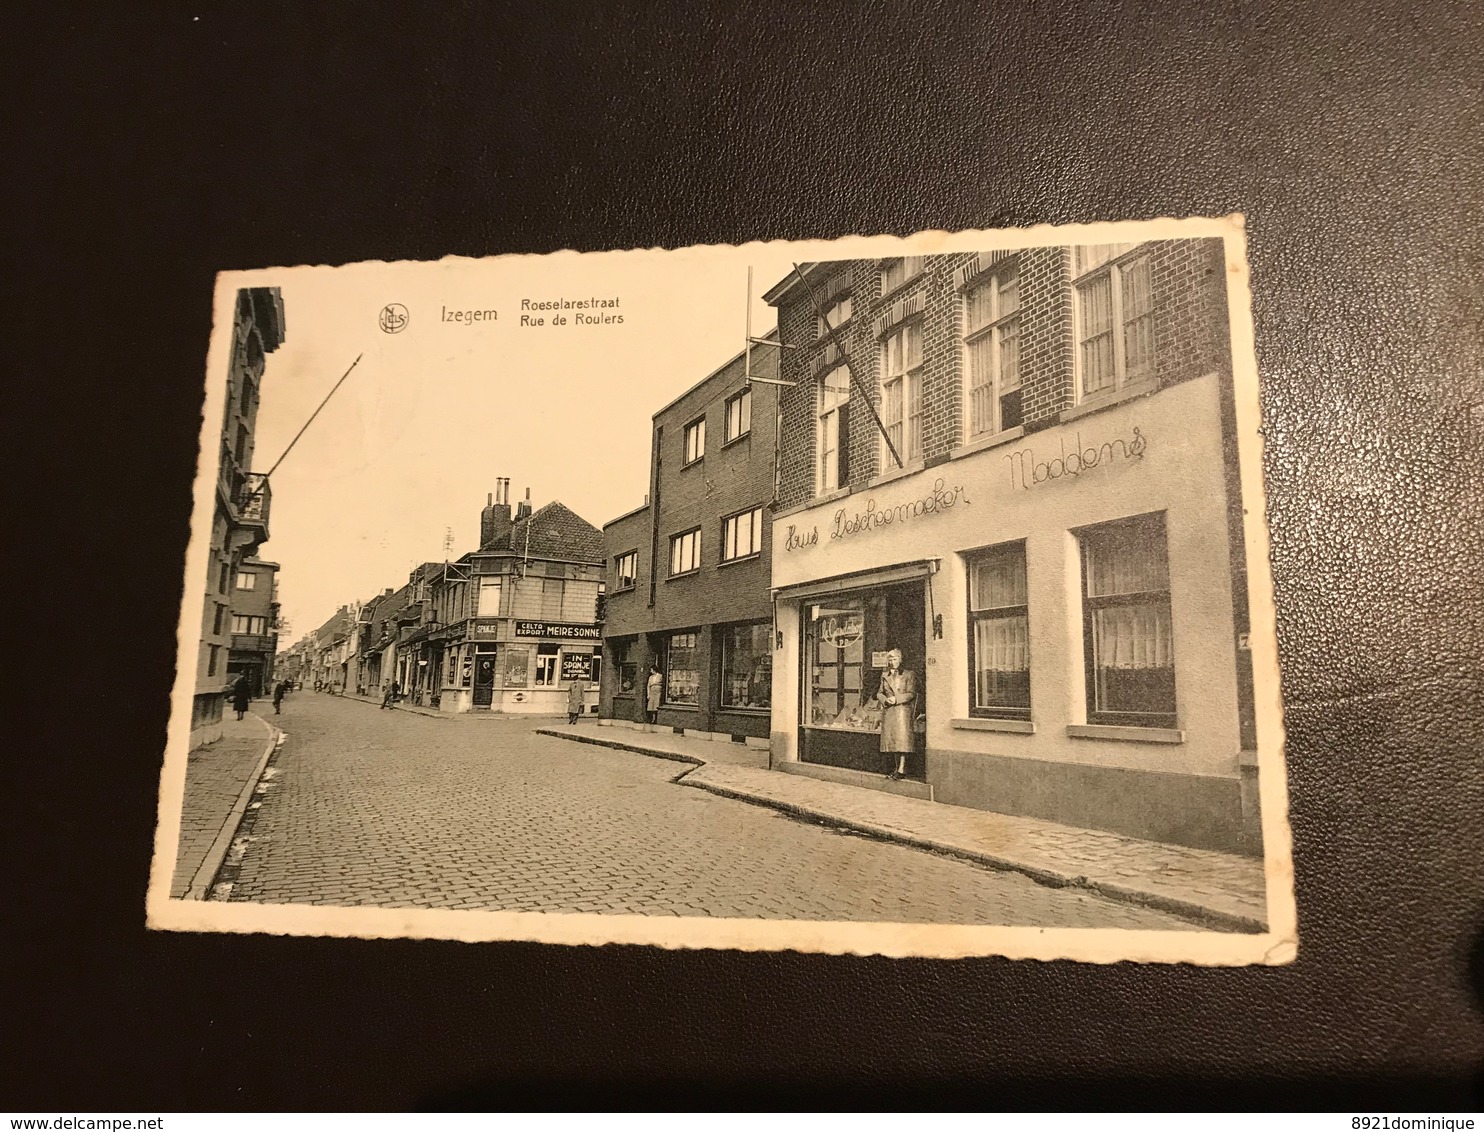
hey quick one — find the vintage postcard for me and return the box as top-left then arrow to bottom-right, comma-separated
147,216 -> 1296,963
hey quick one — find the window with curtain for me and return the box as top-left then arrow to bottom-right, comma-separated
817,365 -> 850,494
1078,513 -> 1176,726
663,631 -> 701,706
881,321 -> 923,465
967,542 -> 1031,717
964,264 -> 1023,439
1074,243 -> 1153,400
880,256 -> 924,294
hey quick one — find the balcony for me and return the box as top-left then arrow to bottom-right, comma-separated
230,632 -> 277,655
238,473 -> 271,528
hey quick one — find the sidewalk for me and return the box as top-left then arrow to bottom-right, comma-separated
537,720 -> 1269,932
170,712 -> 278,899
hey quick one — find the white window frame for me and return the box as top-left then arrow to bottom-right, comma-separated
880,321 -> 923,465
816,292 -> 853,339
613,550 -> 638,590
682,416 -> 706,465
1073,243 -> 1154,403
721,507 -> 764,562
476,576 -> 503,617
880,256 -> 924,295
963,264 -> 1023,440
724,388 -> 751,442
669,527 -> 701,576
235,571 -> 256,590
816,364 -> 850,495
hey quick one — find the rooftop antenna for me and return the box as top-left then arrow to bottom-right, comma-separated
442,526 -> 456,560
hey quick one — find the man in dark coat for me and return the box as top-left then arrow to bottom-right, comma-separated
272,680 -> 287,715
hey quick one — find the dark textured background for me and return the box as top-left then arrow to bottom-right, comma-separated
10,0 -> 1483,1110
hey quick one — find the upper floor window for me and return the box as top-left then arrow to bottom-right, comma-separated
964,265 -> 1023,438
1074,243 -> 1153,401
476,576 -> 503,617
232,614 -> 269,635
817,365 -> 851,494
669,528 -> 702,576
683,416 -> 706,465
613,550 -> 638,590
967,541 -> 1031,719
880,256 -> 924,294
881,321 -> 923,465
721,507 -> 763,562
235,571 -> 256,590
816,292 -> 853,338
724,388 -> 751,442
1078,512 -> 1175,728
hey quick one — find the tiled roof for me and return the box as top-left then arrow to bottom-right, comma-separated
482,501 -> 602,562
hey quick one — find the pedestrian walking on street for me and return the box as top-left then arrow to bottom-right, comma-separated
566,679 -> 584,725
645,665 -> 662,726
878,648 -> 917,781
272,680 -> 287,715
230,674 -> 252,722
381,679 -> 401,709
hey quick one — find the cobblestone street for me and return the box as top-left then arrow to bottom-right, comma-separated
222,694 -> 1195,928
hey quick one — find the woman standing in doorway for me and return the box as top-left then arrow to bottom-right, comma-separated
878,648 -> 916,780
645,665 -> 663,727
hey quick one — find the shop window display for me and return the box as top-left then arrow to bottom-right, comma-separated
719,623 -> 772,710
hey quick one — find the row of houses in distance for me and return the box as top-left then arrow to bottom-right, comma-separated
280,484 -> 607,716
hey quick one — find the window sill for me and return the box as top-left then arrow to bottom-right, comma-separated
661,703 -> 700,712
868,457 -> 928,490
718,705 -> 771,715
1066,723 -> 1185,745
665,570 -> 701,581
1061,381 -> 1157,423
611,584 -> 636,595
721,432 -> 750,450
718,553 -> 761,568
950,424 -> 1026,461
878,274 -> 925,307
680,458 -> 705,470
951,717 -> 1035,734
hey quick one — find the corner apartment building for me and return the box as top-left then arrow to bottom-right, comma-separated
600,335 -> 780,740
412,484 -> 605,713
226,556 -> 280,696
764,241 -> 1261,854
190,287 -> 285,747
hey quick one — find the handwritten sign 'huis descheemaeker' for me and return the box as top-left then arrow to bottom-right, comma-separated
782,426 -> 1148,553
783,478 -> 971,552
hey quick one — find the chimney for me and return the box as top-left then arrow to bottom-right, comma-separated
481,482 -> 513,548
516,486 -> 532,522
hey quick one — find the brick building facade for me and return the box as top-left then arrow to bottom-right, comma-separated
225,556 -> 280,697
764,240 -> 1260,854
600,336 -> 780,740
190,287 -> 285,747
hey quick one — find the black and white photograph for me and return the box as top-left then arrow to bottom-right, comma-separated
147,217 -> 1295,962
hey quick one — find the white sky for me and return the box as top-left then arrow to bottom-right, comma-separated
238,243 -> 807,644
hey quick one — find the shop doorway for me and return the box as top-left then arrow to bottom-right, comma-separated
472,649 -> 496,707
800,580 -> 927,778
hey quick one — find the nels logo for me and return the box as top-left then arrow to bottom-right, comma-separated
379,303 -> 409,334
